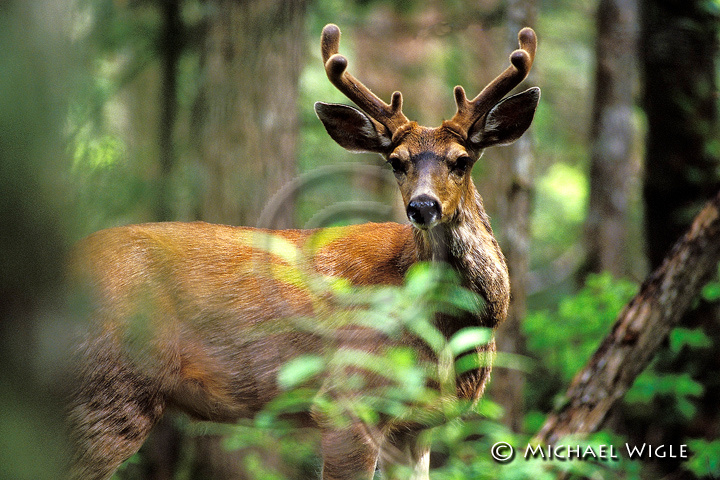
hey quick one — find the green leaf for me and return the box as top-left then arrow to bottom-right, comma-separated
524,272 -> 638,382
277,355 -> 325,390
448,327 -> 492,356
404,318 -> 447,354
702,281 -> 720,301
685,439 -> 720,477
669,327 -> 711,353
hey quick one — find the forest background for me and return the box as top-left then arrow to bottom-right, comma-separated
1,0 -> 719,479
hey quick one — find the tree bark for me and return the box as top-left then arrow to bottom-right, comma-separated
189,1 -> 308,477
193,0 -> 307,228
488,0 -> 537,433
535,190 -> 720,445
585,0 -> 638,277
155,0 -> 182,222
642,0 -> 719,269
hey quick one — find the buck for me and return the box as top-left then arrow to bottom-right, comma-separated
67,24 -> 539,480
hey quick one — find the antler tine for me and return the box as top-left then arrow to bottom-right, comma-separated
451,27 -> 537,134
321,24 -> 409,135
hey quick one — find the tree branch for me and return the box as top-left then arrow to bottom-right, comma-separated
535,190 -> 720,445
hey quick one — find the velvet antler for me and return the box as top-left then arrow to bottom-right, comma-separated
449,27 -> 537,135
321,24 -> 410,136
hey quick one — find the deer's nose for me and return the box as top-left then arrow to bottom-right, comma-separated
407,195 -> 441,228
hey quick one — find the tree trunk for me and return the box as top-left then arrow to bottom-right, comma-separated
189,1 -> 308,477
130,4 -> 185,478
489,0 -> 537,433
193,0 -> 307,229
584,0 -> 638,277
536,190 -> 720,445
635,2 -> 719,475
155,0 -> 182,222
642,0 -> 719,269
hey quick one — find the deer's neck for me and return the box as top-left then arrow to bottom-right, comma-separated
413,182 -> 509,328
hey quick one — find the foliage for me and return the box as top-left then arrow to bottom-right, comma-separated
524,272 -> 638,384
189,260 -> 627,480
621,323 -> 711,426
624,371 -> 704,420
257,260 -> 488,424
523,269 -> 719,478
701,262 -> 720,302
684,438 -> 720,478
175,260 -> 492,479
430,424 -> 643,480
615,266 -> 718,468
523,272 -> 638,437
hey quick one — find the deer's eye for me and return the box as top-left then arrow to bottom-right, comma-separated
388,156 -> 407,175
451,156 -> 471,174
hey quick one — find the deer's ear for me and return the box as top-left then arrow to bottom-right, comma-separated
468,87 -> 540,148
315,102 -> 392,154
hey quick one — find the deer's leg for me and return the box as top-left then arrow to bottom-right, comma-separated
378,429 -> 430,480
320,422 -> 381,480
67,354 -> 165,480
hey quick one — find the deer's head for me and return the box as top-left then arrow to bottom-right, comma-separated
315,24 -> 540,230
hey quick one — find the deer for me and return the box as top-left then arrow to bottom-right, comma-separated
67,23 -> 539,480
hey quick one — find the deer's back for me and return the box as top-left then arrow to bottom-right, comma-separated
70,221 -> 417,421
